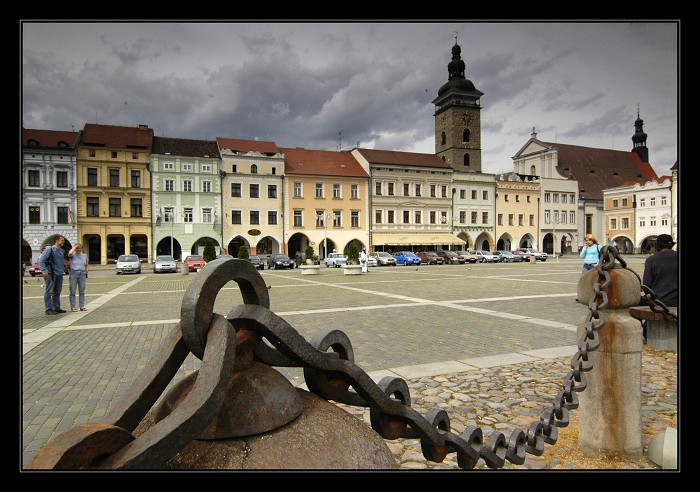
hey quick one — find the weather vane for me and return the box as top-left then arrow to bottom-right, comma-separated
454,31 -> 458,43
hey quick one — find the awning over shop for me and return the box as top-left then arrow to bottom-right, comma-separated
371,232 -> 465,246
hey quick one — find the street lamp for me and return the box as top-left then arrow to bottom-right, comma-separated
323,210 -> 329,260
552,212 -> 558,262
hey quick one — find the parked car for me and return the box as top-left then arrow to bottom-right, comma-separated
495,250 -> 519,263
116,254 -> 141,274
511,250 -> 532,262
269,254 -> 295,269
455,250 -> 479,264
249,255 -> 265,270
153,255 -> 177,273
393,251 -> 422,266
183,255 -> 206,272
216,254 -> 235,260
366,255 -> 378,267
436,250 -> 464,264
371,252 -> 397,266
324,252 -> 347,268
516,248 -> 548,261
417,251 -> 444,265
474,250 -> 498,263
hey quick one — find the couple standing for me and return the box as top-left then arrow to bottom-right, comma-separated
38,236 -> 89,314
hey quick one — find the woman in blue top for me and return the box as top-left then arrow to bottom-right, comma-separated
68,242 -> 89,311
579,233 -> 601,272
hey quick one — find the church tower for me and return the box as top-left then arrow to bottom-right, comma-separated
631,106 -> 649,163
432,38 -> 484,172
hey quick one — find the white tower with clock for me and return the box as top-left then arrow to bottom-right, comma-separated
432,39 -> 484,173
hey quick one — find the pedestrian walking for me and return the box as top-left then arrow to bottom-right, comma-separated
38,235 -> 68,314
579,234 -> 601,273
67,242 -> 89,312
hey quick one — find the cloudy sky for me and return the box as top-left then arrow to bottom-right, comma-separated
21,21 -> 678,177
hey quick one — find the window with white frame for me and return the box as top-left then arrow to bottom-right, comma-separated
201,164 -> 211,173
553,193 -> 559,203
570,211 -> 575,224
183,163 -> 193,172
388,182 -> 395,196
202,208 -> 212,223
293,210 -> 303,227
375,210 -> 382,224
164,162 -> 174,170
387,210 -> 394,224
183,180 -> 193,192
404,183 -> 410,196
544,210 -> 550,224
650,197 -> 656,206
622,198 -> 628,206
268,185 -> 277,199
561,194 -> 567,204
622,217 -> 629,229
460,189 -> 466,199
441,211 -> 448,224
639,198 -> 646,207
471,211 -> 477,224
518,214 -> 524,226
460,211 -> 466,224
497,214 -> 503,226
414,210 -> 421,224
183,208 -> 193,223
610,218 -> 617,229
333,183 -> 341,198
650,217 -> 656,227
570,194 -> 575,203
661,197 -> 667,206
544,192 -> 551,203
351,211 -> 359,227
316,211 -> 325,227
202,181 -> 211,193
482,211 -> 488,224
268,211 -> 277,225
531,214 -> 536,226
249,184 -> 259,198
294,182 -> 302,197
430,185 -> 436,197
231,210 -> 242,224
250,210 -> 260,225
250,164 -> 258,174
430,211 -> 436,224
442,185 -> 447,198
164,207 -> 174,223
561,212 -> 567,224
482,190 -> 487,200
231,183 -> 241,197
27,170 -> 40,187
375,181 -> 382,195
351,184 -> 359,199
471,190 -> 477,200
414,184 -> 421,197
639,217 -> 645,227
333,210 -> 341,227
403,210 -> 410,223
508,214 -> 514,226
165,179 -> 174,192
315,183 -> 323,198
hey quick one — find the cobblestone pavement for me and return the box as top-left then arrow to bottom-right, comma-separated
21,256 -> 678,471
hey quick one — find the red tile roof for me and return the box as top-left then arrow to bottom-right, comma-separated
280,147 -> 368,177
23,128 -> 79,148
541,141 -> 657,200
80,123 -> 153,150
152,136 -> 220,158
355,148 -> 453,169
217,137 -> 281,155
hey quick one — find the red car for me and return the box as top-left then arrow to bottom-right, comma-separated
183,255 -> 206,272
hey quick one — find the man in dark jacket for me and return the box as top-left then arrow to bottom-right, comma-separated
641,234 -> 678,339
38,235 -> 68,315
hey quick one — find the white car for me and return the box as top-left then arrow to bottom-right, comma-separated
474,250 -> 499,263
154,255 -> 177,273
116,254 -> 141,274
366,256 -> 378,267
324,253 -> 347,267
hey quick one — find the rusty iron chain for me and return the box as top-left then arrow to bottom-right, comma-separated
30,251 -> 653,469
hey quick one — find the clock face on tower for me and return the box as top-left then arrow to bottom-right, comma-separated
461,113 -> 473,125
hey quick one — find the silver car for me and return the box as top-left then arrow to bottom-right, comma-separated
371,252 -> 397,266
474,250 -> 498,263
116,254 -> 141,274
154,255 -> 177,273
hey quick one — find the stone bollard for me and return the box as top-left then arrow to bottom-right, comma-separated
576,266 -> 643,457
